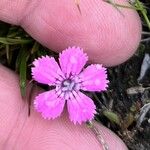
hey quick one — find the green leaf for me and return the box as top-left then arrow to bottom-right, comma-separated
103,110 -> 121,126
31,42 -> 40,54
19,46 -> 30,97
16,48 -> 25,70
0,37 -> 33,45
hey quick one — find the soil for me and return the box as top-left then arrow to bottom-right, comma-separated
95,53 -> 150,150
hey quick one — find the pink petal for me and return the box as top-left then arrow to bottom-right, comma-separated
67,91 -> 96,124
59,47 -> 88,77
34,90 -> 65,119
79,64 -> 109,91
31,55 -> 64,85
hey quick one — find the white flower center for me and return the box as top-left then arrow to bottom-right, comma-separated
61,79 -> 76,92
55,77 -> 81,100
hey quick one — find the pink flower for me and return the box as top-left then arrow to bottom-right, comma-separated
32,47 -> 109,124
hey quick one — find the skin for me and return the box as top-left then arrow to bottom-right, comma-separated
0,0 -> 141,149
0,65 -> 127,150
0,0 -> 141,66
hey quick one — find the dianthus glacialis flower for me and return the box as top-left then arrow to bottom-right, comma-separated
32,47 -> 109,124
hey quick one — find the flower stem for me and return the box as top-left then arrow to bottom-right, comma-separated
135,0 -> 150,30
86,121 -> 109,150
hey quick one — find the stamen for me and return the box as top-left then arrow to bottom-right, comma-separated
62,86 -> 70,92
55,77 -> 81,100
68,82 -> 75,90
59,92 -> 65,98
64,92 -> 70,100
55,85 -> 61,92
56,88 -> 62,96
55,80 -> 61,84
61,79 -> 76,92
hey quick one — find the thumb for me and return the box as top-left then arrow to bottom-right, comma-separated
0,0 -> 141,66
0,0 -> 35,24
0,65 -> 127,150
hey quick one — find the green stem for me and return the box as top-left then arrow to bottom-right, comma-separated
105,0 -> 142,11
114,3 -> 141,11
136,0 -> 150,30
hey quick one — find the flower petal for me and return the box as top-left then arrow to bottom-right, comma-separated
32,55 -> 64,85
34,90 -> 65,119
59,47 -> 88,77
79,64 -> 109,91
67,91 -> 96,124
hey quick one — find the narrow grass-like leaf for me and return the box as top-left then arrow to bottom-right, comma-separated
135,0 -> 150,30
16,48 -> 25,70
19,46 -> 30,97
31,42 -> 39,54
6,44 -> 9,60
0,37 -> 33,45
5,44 -> 13,65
